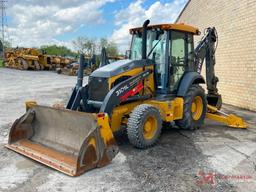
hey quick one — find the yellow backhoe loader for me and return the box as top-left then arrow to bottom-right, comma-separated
6,20 -> 246,176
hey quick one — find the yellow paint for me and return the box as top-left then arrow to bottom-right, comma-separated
25,101 -> 37,110
207,104 -> 218,113
143,116 -> 157,140
191,96 -> 203,120
171,97 -> 184,120
38,55 -> 52,69
110,97 -> 184,132
206,105 -> 247,128
97,114 -> 116,144
191,103 -> 196,113
130,23 -> 199,35
108,65 -> 155,93
144,66 -> 155,94
22,55 -> 38,60
145,97 -> 183,122
108,68 -> 143,89
111,101 -> 142,132
88,137 -> 96,148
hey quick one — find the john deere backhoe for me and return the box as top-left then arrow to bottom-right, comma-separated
6,20 -> 246,176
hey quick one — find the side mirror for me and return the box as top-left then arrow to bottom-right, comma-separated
125,50 -> 131,59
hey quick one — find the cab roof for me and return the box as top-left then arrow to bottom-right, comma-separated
129,23 -> 200,35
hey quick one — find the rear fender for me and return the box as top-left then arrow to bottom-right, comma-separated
177,72 -> 205,97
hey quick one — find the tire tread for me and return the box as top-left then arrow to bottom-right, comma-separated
127,104 -> 162,149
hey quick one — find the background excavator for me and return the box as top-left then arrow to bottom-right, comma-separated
56,48 -> 124,76
6,20 -> 246,176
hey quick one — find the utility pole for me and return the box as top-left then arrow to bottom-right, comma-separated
0,0 -> 7,57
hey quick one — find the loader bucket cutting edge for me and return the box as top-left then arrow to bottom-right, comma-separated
5,105 -> 118,176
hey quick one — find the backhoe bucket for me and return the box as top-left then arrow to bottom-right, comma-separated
5,105 -> 118,176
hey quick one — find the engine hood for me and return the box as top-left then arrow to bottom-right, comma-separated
90,59 -> 152,78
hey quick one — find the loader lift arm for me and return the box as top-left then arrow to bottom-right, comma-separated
67,53 -> 153,117
66,54 -> 88,110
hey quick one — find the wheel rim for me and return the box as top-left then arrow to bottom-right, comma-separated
143,116 -> 157,140
191,96 -> 203,120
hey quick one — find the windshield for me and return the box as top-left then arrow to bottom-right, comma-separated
130,33 -> 142,60
130,29 -> 167,91
130,29 -> 166,60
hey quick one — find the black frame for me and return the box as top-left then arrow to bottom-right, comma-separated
155,30 -> 195,95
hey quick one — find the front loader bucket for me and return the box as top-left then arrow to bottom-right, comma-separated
5,105 -> 118,176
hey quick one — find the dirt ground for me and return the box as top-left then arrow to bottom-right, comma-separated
0,68 -> 255,192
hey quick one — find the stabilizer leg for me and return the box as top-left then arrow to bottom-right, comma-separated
206,105 -> 247,128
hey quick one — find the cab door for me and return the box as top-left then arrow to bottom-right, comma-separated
169,31 -> 194,93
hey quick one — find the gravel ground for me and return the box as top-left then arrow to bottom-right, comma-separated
0,68 -> 255,192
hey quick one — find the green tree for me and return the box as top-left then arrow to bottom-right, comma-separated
40,45 -> 77,57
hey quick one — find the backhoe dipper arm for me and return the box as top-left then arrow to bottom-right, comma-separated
194,27 -> 222,108
195,28 -> 246,128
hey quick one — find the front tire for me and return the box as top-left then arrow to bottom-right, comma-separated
127,104 -> 162,149
175,85 -> 207,130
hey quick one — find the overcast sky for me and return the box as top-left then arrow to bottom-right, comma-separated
5,0 -> 187,52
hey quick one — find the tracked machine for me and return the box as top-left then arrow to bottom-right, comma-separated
6,20 -> 246,176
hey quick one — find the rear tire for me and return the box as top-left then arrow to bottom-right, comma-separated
175,84 -> 207,130
127,104 -> 162,149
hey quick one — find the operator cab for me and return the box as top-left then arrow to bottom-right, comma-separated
129,24 -> 200,94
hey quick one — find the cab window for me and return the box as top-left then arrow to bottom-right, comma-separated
169,31 -> 194,92
169,31 -> 185,92
147,30 -> 167,90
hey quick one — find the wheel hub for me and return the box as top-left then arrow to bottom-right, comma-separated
191,102 -> 196,113
191,96 -> 203,120
143,116 -> 157,140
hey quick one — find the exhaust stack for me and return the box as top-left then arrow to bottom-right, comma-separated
141,19 -> 150,59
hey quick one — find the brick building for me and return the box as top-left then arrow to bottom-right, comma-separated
176,0 -> 256,111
